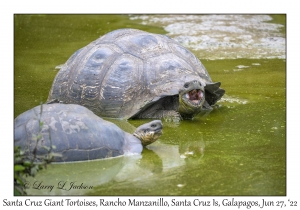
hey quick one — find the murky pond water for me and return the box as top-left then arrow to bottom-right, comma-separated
14,14 -> 286,195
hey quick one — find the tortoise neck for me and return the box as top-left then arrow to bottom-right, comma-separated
123,132 -> 143,155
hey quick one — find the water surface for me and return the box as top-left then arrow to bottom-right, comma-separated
14,14 -> 286,196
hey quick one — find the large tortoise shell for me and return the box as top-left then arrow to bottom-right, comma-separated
48,29 -> 221,119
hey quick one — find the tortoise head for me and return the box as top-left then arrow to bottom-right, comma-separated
133,120 -> 163,146
178,80 -> 205,118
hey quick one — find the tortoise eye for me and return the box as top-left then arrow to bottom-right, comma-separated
184,83 -> 189,88
151,124 -> 157,128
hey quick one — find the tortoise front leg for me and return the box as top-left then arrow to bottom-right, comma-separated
156,110 -> 182,122
134,108 -> 182,122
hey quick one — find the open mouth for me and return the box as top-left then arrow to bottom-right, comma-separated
184,89 -> 204,106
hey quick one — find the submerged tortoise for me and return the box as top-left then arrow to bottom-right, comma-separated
47,28 -> 225,121
14,103 -> 162,162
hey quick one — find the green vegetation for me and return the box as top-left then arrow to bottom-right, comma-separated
14,104 -> 59,195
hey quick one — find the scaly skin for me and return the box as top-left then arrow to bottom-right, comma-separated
178,80 -> 205,119
132,80 -> 206,122
132,120 -> 163,146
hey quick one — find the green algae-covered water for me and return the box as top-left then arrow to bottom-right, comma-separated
14,14 -> 286,196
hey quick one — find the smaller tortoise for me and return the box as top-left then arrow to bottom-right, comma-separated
14,103 -> 162,162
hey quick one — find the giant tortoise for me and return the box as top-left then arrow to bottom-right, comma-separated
47,28 -> 225,121
14,103 -> 163,162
